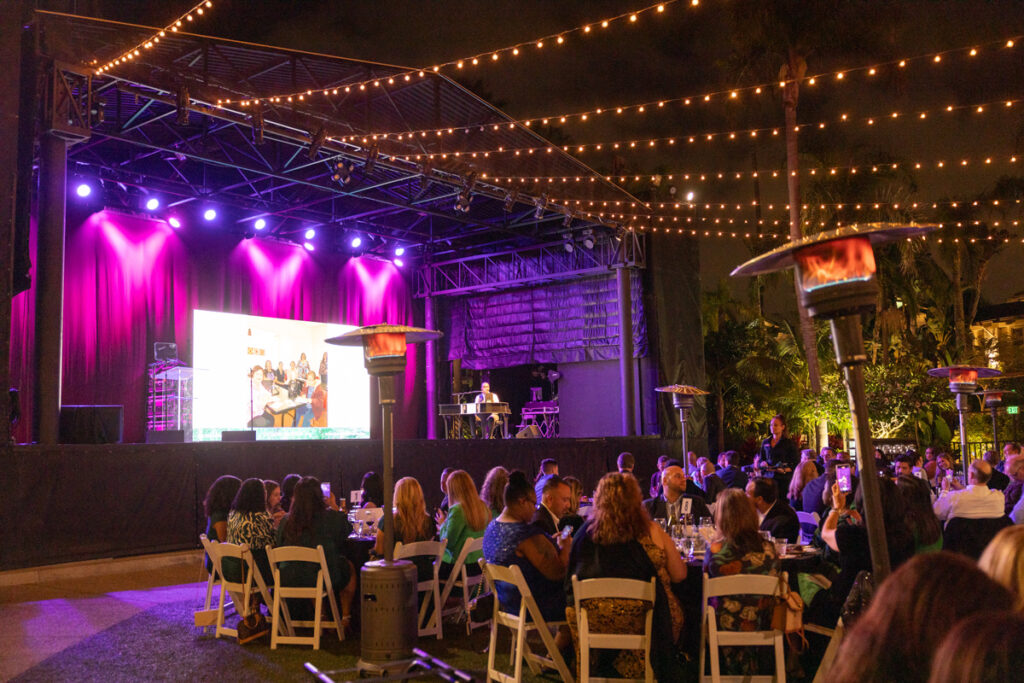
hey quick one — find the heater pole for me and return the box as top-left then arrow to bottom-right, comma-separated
991,406 -> 1000,456
831,314 -> 891,581
956,394 -> 970,476
378,374 -> 396,563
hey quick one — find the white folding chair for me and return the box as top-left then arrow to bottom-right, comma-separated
266,544 -> 344,649
479,559 -> 572,683
809,618 -> 844,683
796,511 -> 820,545
699,572 -> 786,683
572,575 -> 657,683
439,536 -> 488,635
201,535 -> 274,641
196,534 -> 221,631
351,507 -> 384,534
394,539 -> 448,639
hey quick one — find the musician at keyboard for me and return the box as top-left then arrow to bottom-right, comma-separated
475,382 -> 503,438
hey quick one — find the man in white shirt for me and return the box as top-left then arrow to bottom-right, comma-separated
474,382 -> 502,438
933,460 -> 1005,525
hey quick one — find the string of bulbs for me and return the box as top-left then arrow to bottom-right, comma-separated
92,1 -> 214,75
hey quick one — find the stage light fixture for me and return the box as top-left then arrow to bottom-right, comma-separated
332,160 -> 353,185
454,190 -> 471,213
75,183 -> 92,198
562,208 -> 573,228
364,144 -> 379,174
305,228 -> 316,239
394,246 -> 405,257
534,193 -> 548,219
254,218 -> 267,231
145,197 -> 160,211
308,126 -> 327,159
563,234 -> 575,253
203,208 -> 217,221
503,191 -> 518,213
303,242 -> 315,251
351,236 -> 363,249
176,85 -> 190,126
393,258 -> 404,267
581,228 -> 595,249
167,216 -> 182,229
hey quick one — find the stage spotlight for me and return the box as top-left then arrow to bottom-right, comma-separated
303,242 -> 315,251
145,197 -> 160,211
254,218 -> 267,231
364,144 -> 379,174
394,246 -> 405,257
562,209 -> 573,228
563,234 -> 575,253
454,190 -> 471,213
203,208 -> 217,221
308,126 -> 327,159
305,228 -> 316,239
167,216 -> 182,229
393,258 -> 404,267
350,236 -> 363,249
332,160 -> 353,185
581,228 -> 595,249
534,193 -> 548,219
75,182 -> 92,198
503,190 -> 518,213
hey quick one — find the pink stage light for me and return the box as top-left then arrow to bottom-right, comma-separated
167,217 -> 182,229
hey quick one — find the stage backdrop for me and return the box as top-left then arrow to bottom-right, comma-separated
9,209 -> 423,443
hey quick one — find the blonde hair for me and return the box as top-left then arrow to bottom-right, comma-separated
393,477 -> 430,544
445,470 -> 490,532
788,460 -> 819,502
979,525 -> 1024,611
564,476 -> 583,515
589,472 -> 650,545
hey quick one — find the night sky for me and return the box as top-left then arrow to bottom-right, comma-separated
55,0 -> 1024,302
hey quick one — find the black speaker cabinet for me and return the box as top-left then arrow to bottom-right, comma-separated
59,405 -> 124,444
220,430 -> 256,442
145,429 -> 186,443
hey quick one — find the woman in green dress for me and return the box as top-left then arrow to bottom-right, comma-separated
438,470 -> 492,577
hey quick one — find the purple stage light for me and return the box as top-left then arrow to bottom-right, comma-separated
351,236 -> 362,248
393,258 -> 404,267
75,183 -> 92,198
394,246 -> 405,257
254,218 -> 267,231
203,208 -> 217,221
145,197 -> 160,211
303,242 -> 315,251
305,228 -> 316,239
167,216 -> 182,229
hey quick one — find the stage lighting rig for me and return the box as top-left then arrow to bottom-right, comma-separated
562,234 -> 574,253
503,190 -> 518,213
332,160 -> 354,185
581,228 -> 595,249
562,207 -> 573,228
454,172 -> 476,214
251,102 -> 264,145
534,193 -> 548,219
308,126 -> 327,159
175,85 -> 190,126
364,144 -> 379,174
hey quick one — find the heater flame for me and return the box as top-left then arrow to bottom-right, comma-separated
364,332 -> 407,359
950,368 -> 978,385
795,236 -> 876,292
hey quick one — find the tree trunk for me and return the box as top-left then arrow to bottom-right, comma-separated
952,242 -> 968,352
716,390 -> 726,453
783,51 -> 823,394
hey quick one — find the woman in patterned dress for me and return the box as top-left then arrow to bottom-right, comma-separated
226,477 -> 275,583
704,488 -> 781,676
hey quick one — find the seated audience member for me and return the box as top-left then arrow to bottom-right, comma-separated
800,448 -> 823,476
481,466 -> 509,517
204,475 -> 242,547
226,477 -> 275,582
978,525 -> 1024,611
685,451 -> 699,478
802,458 -> 836,517
982,449 -> 1010,491
264,479 -> 284,521
483,471 -> 571,630
896,474 -> 943,554
437,467 -> 454,514
745,477 -> 800,543
1012,488 -> 1024,525
650,455 -> 670,498
566,472 -> 685,681
558,476 -> 586,535
715,450 -> 748,490
644,462 -> 711,522
704,488 -> 781,677
616,451 -> 635,474
928,611 -> 1024,683
438,470 -> 491,576
275,476 -> 356,623
532,474 -> 571,536
698,460 -> 726,505
828,552 -> 1016,683
1003,454 -> 1024,515
534,458 -> 559,500
892,453 -> 915,479
787,460 -> 818,512
933,459 -> 1005,524
359,471 -> 384,508
934,452 -> 956,486
923,446 -> 938,484
279,473 -> 301,513
374,476 -> 436,580
813,477 -> 914,626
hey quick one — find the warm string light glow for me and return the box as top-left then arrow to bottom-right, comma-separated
92,1 -> 213,75
556,197 -> 1024,216
389,95 -> 1024,160
216,0 -> 688,107
603,222 -> 1024,242
484,153 -> 1022,185
296,33 -> 1022,141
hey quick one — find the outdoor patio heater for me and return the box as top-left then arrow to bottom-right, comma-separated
976,389 -> 1016,456
927,365 -> 1002,472
731,222 -> 935,582
655,384 -> 708,459
327,324 -> 442,674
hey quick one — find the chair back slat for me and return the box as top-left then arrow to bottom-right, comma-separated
703,573 -> 780,598
573,576 -> 656,602
394,539 -> 447,561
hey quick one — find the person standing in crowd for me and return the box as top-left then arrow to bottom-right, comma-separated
757,414 -> 799,491
318,351 -> 328,386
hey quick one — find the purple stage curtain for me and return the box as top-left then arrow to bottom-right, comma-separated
447,272 -> 647,369
9,210 -> 421,443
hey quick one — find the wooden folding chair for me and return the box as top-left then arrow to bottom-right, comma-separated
479,559 -> 572,683
572,575 -> 657,683
201,535 -> 274,641
266,544 -> 344,649
439,536 -> 488,634
699,572 -> 786,682
394,539 -> 447,639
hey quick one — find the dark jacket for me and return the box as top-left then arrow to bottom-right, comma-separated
988,468 -> 1010,492
760,499 -> 800,543
701,474 -> 726,506
716,465 -> 748,490
644,493 -> 711,522
530,504 -> 559,536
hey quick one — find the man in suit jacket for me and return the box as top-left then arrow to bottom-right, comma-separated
644,462 -> 712,522
715,450 -> 749,490
746,477 -> 800,543
531,474 -> 571,535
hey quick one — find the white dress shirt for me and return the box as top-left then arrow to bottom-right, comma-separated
933,484 -> 1004,523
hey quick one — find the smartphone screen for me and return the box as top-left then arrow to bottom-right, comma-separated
320,482 -> 331,498
837,465 -> 852,493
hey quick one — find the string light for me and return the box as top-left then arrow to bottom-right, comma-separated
215,0 -> 688,107
92,1 -> 213,75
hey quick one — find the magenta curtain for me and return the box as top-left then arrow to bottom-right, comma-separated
9,210 -> 422,443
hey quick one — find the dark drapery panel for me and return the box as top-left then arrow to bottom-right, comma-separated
447,272 -> 647,369
9,209 -> 421,443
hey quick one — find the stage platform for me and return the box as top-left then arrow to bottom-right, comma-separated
4,436 -> 678,571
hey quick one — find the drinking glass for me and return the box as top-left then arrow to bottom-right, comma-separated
670,523 -> 685,542
654,517 -> 668,531
760,530 -> 773,542
680,537 -> 693,558
691,535 -> 706,557
774,539 -> 788,557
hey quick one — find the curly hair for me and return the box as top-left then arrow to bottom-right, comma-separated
203,475 -> 241,519
231,477 -> 268,514
589,472 -> 650,545
480,466 -> 509,513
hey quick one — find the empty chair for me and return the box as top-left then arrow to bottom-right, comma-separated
439,536 -> 489,634
266,544 -> 344,649
699,572 -> 786,682
572,575 -> 658,683
796,511 -> 820,545
394,539 -> 448,639
200,534 -> 274,641
480,559 -> 572,683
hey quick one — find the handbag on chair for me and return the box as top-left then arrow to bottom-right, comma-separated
236,593 -> 270,644
772,575 -> 808,653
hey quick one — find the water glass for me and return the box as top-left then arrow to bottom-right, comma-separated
680,537 -> 693,557
670,523 -> 685,541
774,539 -> 788,556
700,516 -> 713,528
691,534 -> 706,557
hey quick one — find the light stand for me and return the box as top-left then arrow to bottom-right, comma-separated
327,324 -> 441,673
655,384 -> 708,459
731,223 -> 935,582
927,366 -> 1001,476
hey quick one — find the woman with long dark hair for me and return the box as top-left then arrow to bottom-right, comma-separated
359,471 -> 384,508
896,474 -> 942,554
279,473 -> 301,513
204,475 -> 242,545
226,478 -> 275,581
480,466 -> 509,517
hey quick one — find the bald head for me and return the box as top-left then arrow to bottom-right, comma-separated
661,465 -> 685,496
969,459 -> 992,486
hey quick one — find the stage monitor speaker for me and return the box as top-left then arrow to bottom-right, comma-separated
59,405 -> 123,444
515,425 -> 542,439
153,342 -> 178,361
221,430 -> 256,442
146,429 -> 186,444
